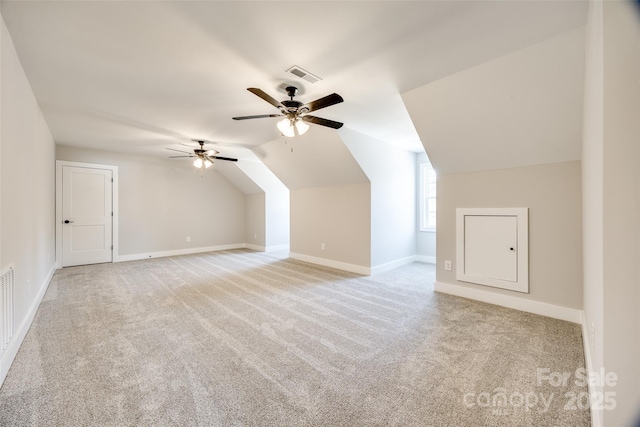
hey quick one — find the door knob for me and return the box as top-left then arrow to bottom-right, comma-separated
64,220 -> 74,224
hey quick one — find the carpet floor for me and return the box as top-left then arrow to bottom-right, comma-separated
0,249 -> 590,426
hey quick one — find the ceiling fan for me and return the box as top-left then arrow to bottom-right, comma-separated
167,140 -> 238,169
233,86 -> 344,137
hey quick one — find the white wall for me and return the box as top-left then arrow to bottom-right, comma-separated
583,2 -> 640,425
265,190 -> 289,249
581,2 -> 605,425
0,14 -> 56,385
212,161 -> 276,251
245,192 -> 265,248
436,162 -> 583,312
341,128 -> 417,269
56,146 -> 246,257
236,159 -> 289,250
258,126 -> 371,271
416,152 -> 436,261
290,183 -> 371,271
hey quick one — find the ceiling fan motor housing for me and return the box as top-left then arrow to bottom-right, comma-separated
282,88 -> 307,114
282,100 -> 305,114
285,86 -> 298,98
232,86 -> 344,130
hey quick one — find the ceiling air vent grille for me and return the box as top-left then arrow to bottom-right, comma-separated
286,65 -> 322,84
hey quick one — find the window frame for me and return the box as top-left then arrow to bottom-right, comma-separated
419,162 -> 436,232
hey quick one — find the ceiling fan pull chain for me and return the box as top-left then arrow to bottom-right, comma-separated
282,136 -> 293,152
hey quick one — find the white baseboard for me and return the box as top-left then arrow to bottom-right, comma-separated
265,244 -> 290,252
0,263 -> 56,388
289,253 -> 435,276
115,243 -> 246,262
370,256 -> 419,275
414,255 -> 436,264
289,252 -> 370,275
244,244 -> 290,253
434,281 -> 582,324
581,312 -> 603,427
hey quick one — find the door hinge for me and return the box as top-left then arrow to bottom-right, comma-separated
111,178 -> 114,182
111,212 -> 113,216
111,245 -> 113,250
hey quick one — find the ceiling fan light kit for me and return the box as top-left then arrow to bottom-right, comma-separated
166,140 -> 238,171
277,116 -> 309,137
233,85 -> 344,136
193,158 -> 213,169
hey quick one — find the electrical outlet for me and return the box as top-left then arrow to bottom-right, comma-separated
186,236 -> 191,242
444,260 -> 452,271
321,243 -> 325,250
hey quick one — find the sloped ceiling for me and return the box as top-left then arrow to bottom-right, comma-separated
213,162 -> 263,195
235,156 -> 289,194
256,126 -> 368,190
1,1 -> 588,159
403,28 -> 586,175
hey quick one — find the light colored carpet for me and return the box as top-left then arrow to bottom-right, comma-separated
0,249 -> 590,426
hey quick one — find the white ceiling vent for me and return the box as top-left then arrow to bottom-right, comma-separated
286,65 -> 322,84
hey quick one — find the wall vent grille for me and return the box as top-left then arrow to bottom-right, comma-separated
1,266 -> 15,353
286,65 -> 322,84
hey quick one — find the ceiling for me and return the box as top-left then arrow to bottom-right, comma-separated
0,1 -> 588,159
403,26 -> 586,175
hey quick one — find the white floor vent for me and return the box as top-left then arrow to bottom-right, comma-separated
1,265 -> 15,353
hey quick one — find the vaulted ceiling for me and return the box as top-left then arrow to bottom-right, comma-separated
1,1 -> 588,162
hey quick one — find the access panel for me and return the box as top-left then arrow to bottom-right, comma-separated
456,208 -> 528,293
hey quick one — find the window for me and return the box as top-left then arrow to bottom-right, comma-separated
419,162 -> 436,231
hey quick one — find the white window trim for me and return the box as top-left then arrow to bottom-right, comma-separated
419,162 -> 436,232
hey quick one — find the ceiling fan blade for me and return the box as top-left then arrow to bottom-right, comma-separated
168,155 -> 195,158
180,142 -> 198,148
301,115 -> 344,129
302,93 -> 344,113
247,88 -> 287,110
166,147 -> 193,154
208,155 -> 238,162
232,114 -> 283,120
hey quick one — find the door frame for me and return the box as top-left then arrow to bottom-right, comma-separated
56,160 -> 119,268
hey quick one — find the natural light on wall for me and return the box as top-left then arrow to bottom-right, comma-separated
419,162 -> 436,231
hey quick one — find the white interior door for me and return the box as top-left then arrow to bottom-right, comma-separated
62,166 -> 113,267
